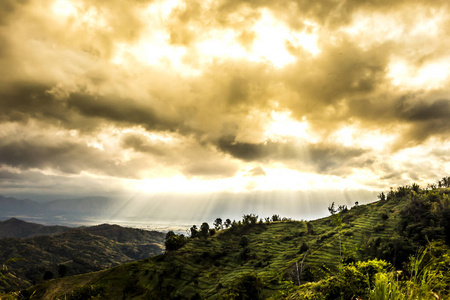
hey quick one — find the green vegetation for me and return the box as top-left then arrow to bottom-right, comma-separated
3,177 -> 450,299
0,224 -> 165,293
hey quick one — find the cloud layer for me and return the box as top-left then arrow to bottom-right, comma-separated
1,0 -> 450,197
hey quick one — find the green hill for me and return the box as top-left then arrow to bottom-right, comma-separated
0,223 -> 165,294
7,182 -> 450,299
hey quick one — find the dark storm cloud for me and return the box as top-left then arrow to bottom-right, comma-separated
217,136 -> 266,161
0,82 -> 182,133
0,83 -> 72,124
0,0 -> 28,25
401,99 -> 450,122
67,92 -> 179,132
217,136 -> 366,174
307,143 -> 366,173
0,139 -> 145,178
348,94 -> 450,148
121,134 -> 166,156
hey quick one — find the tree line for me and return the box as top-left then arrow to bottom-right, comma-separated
164,214 -> 293,251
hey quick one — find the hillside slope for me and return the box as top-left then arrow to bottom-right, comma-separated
12,185 -> 450,299
0,223 -> 165,293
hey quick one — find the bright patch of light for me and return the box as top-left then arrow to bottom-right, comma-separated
334,125 -> 395,151
246,167 -> 372,191
286,21 -> 320,56
87,142 -> 104,150
197,30 -> 247,59
135,166 -> 373,194
112,39 -> 187,71
134,39 -> 187,66
155,0 -> 184,20
342,9 -> 444,49
249,10 -> 297,67
347,169 -> 379,189
249,10 -> 320,67
52,0 -> 76,16
117,127 -> 180,144
265,111 -> 316,142
342,12 -> 403,45
111,0 -> 198,76
136,176 -> 228,194
195,10 -> 320,68
335,126 -> 354,147
388,59 -> 450,90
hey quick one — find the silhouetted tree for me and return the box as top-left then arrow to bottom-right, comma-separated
306,222 -> 313,235
200,222 -> 210,238
190,225 -> 198,238
328,202 -> 337,215
328,202 -> 343,262
214,218 -> 223,230
338,204 -> 348,212
225,219 -> 232,228
411,183 -> 420,193
242,214 -> 258,226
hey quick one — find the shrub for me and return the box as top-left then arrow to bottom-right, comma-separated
239,236 -> 250,248
299,242 -> 309,253
165,231 -> 187,251
318,259 -> 390,300
230,273 -> 263,300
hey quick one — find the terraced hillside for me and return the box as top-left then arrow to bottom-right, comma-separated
11,185 -> 450,299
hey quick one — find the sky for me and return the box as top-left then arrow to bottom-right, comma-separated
1,0 -> 450,222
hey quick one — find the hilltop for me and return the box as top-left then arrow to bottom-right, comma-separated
5,179 -> 450,299
0,218 -> 70,238
0,221 -> 165,293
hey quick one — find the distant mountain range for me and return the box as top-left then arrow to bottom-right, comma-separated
0,218 -> 165,293
0,195 -> 122,224
0,195 -> 42,215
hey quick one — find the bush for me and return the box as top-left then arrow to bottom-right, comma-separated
373,223 -> 385,232
318,259 -> 390,300
299,242 -> 309,253
165,231 -> 187,251
230,274 -> 263,300
239,236 -> 250,248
